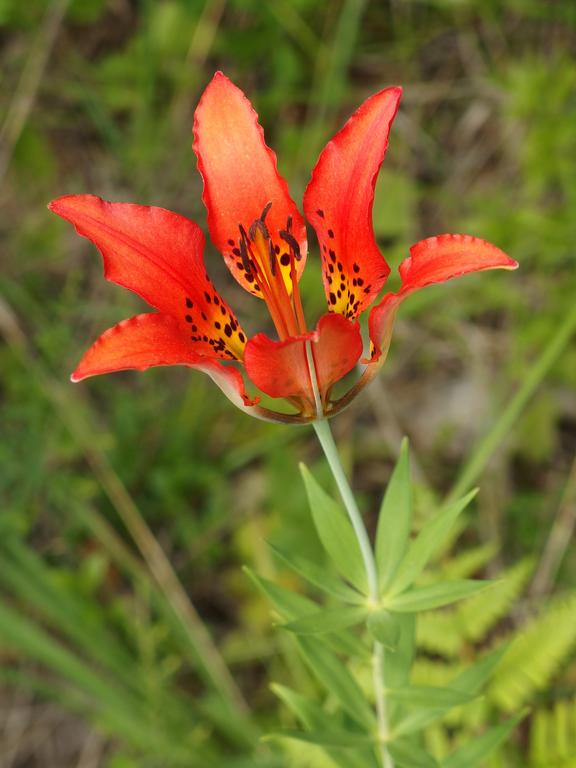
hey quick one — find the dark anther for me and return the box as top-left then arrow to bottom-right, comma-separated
260,201 -> 272,221
279,229 -> 301,260
286,215 -> 292,233
249,216 -> 269,242
238,227 -> 253,275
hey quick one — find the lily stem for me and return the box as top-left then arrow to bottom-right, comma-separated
312,419 -> 394,768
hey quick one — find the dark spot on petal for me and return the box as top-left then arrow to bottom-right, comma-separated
214,296 -> 220,306
224,324 -> 232,337
280,253 -> 290,266
204,292 -> 211,303
201,312 -> 208,321
329,292 -> 337,305
238,332 -> 245,343
186,298 -> 193,308
328,229 -> 334,238
185,315 -> 192,323
316,209 -> 325,218
329,250 -> 336,262
353,263 -> 360,273
228,239 -> 235,247
357,278 -> 364,286
232,247 -> 241,257
215,321 -> 221,330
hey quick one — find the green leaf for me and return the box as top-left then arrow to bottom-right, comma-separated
300,464 -> 368,593
282,606 -> 368,635
389,737 -> 439,767
367,609 -> 401,649
450,645 -> 509,696
296,637 -> 375,730
375,439 -> 412,593
442,711 -> 527,768
386,686 -> 475,709
264,729 -> 374,748
386,580 -> 493,613
385,613 -> 416,689
245,568 -> 366,658
389,490 -> 477,596
271,685 -> 372,768
244,567 -> 320,620
268,542 -> 364,603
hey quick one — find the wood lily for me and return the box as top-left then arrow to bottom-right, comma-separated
49,72 -> 517,423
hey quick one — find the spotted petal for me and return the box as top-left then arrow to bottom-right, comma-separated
49,195 -> 246,361
304,87 -> 402,319
244,313 -> 362,410
193,72 -> 307,298
368,234 -> 518,362
71,313 -> 257,408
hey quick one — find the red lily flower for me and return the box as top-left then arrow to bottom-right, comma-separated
49,72 -> 517,423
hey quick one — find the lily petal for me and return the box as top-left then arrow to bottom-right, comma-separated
193,72 -> 307,298
303,87 -> 402,319
368,233 -> 518,362
49,195 -> 246,361
244,313 -> 362,407
71,313 -> 258,408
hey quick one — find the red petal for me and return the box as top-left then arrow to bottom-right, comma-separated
399,233 -> 518,290
368,234 -> 518,361
311,313 -> 363,400
71,313 -> 257,407
193,72 -> 307,297
303,87 -> 402,319
48,195 -> 247,361
244,313 -> 362,405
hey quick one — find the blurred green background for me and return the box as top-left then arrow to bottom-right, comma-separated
1,0 -> 576,766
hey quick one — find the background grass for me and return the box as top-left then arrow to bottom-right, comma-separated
1,0 -> 576,765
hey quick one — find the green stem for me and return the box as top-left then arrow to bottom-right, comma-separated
312,419 -> 393,768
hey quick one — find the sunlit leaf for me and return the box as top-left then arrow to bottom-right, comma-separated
375,439 -> 412,593
388,490 -> 477,596
282,605 -> 368,634
386,580 -> 493,613
300,464 -> 368,593
442,711 -> 527,768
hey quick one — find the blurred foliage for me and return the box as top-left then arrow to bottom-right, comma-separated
1,0 -> 576,765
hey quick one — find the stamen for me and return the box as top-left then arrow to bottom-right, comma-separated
279,230 -> 301,261
260,201 -> 272,222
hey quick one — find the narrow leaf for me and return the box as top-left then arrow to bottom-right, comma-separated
264,729 -> 374,748
389,737 -> 439,767
442,711 -> 527,768
389,490 -> 477,596
450,644 -> 509,696
387,580 -> 493,613
386,685 -> 475,709
296,637 -> 375,730
300,464 -> 368,593
271,685 -> 372,768
282,606 -> 368,635
376,439 -> 412,592
268,542 -> 363,603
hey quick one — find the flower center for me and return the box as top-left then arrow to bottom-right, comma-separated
239,204 -> 307,340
